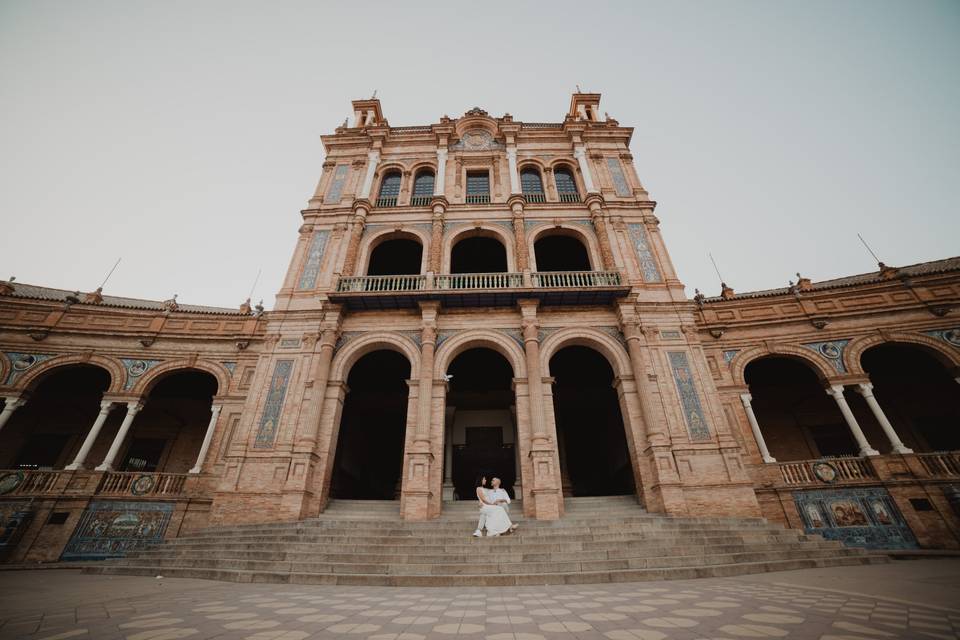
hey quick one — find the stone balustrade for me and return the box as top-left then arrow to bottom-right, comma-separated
916,452 -> 960,478
96,471 -> 189,497
777,456 -> 878,486
336,270 -> 622,293
0,468 -> 199,500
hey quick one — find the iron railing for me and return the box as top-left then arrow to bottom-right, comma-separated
375,197 -> 398,208
410,196 -> 432,206
465,194 -> 490,204
558,193 -> 581,203
523,192 -> 546,203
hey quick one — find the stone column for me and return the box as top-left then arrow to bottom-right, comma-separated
506,146 -> 520,194
856,383 -> 913,454
825,384 -> 879,456
358,149 -> 380,199
0,395 -> 26,434
509,196 -> 529,272
189,404 -> 223,474
739,393 -> 776,463
428,199 -> 446,274
435,147 -> 448,196
65,400 -> 116,470
95,401 -> 144,471
619,321 -> 668,445
586,196 -> 616,270
341,201 -> 370,276
573,145 -> 598,193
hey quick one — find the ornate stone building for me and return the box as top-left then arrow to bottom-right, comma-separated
1,93 -> 958,564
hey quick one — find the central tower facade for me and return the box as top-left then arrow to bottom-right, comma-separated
209,93 -> 761,523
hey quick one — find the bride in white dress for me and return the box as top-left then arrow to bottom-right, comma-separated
475,475 -> 516,537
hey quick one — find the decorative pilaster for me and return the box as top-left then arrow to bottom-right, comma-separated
295,311 -> 343,450
95,401 -> 144,471
189,404 -> 223,474
65,400 -> 115,470
573,144 -> 598,193
435,147 -> 448,196
825,384 -> 879,456
739,393 -> 776,463
358,149 -> 380,199
508,196 -> 528,271
856,383 -> 913,454
618,319 -> 668,445
506,146 -> 520,194
428,198 -> 447,274
586,195 -> 616,270
341,201 -> 370,276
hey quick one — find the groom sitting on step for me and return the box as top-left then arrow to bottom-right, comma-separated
473,475 -> 517,537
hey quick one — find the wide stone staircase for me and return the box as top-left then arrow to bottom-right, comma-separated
82,496 -> 888,586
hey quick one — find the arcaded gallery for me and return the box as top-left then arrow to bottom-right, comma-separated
0,93 -> 958,584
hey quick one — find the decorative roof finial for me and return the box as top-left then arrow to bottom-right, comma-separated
0,275 -> 15,296
83,287 -> 104,304
720,282 -> 735,300
795,272 -> 813,291
239,297 -> 252,314
163,294 -> 179,311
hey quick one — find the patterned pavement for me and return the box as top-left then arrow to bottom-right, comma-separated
1,563 -> 959,639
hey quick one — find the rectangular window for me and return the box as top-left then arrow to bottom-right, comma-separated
325,164 -> 348,204
465,171 -> 490,204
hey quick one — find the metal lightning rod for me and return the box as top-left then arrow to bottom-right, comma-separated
98,258 -> 122,290
708,252 -> 725,285
246,268 -> 262,302
857,233 -> 882,265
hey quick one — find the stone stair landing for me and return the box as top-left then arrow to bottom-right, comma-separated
82,496 -> 888,586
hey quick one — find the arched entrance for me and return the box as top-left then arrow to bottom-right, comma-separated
450,235 -> 508,273
745,357 -> 856,460
860,343 -> 960,452
331,350 -> 411,499
120,369 -> 219,473
550,346 -> 635,496
0,365 -> 113,470
534,234 -> 591,271
445,348 -> 518,500
367,236 -> 423,275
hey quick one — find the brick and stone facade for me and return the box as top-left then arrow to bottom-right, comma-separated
1,93 -> 958,563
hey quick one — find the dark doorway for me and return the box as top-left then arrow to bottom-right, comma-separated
450,236 -> 508,273
447,348 -> 517,500
367,238 -> 423,276
745,357 -> 854,460
861,344 -> 960,452
130,369 -> 218,473
331,350 -> 411,499
0,365 -> 112,470
550,346 -> 635,496
534,235 -> 591,271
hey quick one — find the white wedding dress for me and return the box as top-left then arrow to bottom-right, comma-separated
478,488 -> 513,536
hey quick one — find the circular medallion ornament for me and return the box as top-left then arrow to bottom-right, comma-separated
128,360 -> 149,377
944,329 -> 960,347
0,471 -> 25,495
13,355 -> 36,371
130,474 -> 156,496
812,461 -> 838,484
818,343 -> 841,359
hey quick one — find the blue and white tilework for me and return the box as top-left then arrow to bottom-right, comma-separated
723,349 -> 740,365
606,157 -> 631,196
221,361 -> 237,376
801,339 -> 850,373
325,164 -> 348,204
794,487 -> 918,550
3,352 -> 54,385
627,223 -> 663,283
254,360 -> 294,448
297,230 -> 329,290
120,358 -> 161,391
667,351 -> 712,441
924,327 -> 960,349
61,500 -> 175,561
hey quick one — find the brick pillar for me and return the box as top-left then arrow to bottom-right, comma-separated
520,300 -> 562,519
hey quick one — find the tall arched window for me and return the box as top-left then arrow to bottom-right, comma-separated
376,171 -> 402,207
411,170 -> 435,206
555,167 -> 580,203
520,168 -> 545,203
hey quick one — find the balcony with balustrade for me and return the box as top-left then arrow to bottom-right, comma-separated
330,270 -> 629,310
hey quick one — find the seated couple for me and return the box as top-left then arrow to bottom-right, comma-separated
472,475 -> 519,537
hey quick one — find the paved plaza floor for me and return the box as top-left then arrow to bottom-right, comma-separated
1,560 -> 959,639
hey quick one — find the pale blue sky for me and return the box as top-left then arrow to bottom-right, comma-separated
1,1 -> 958,308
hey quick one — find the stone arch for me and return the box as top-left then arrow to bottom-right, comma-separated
549,158 -> 587,195
731,343 -> 836,386
527,222 -> 600,271
845,332 -> 960,375
443,224 -> 516,273
357,227 -> 429,276
330,331 -> 421,383
372,163 -> 406,200
15,353 -> 126,394
132,359 -> 229,397
540,327 -> 632,380
434,329 -> 527,380
409,161 -> 437,178
517,158 -> 548,174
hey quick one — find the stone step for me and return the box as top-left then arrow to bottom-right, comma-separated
123,541 -> 847,567
107,546 -> 872,575
84,553 -> 888,586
